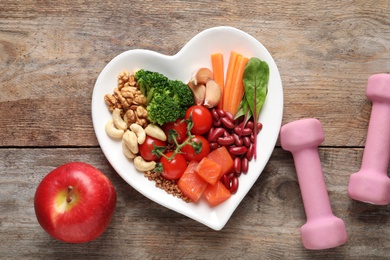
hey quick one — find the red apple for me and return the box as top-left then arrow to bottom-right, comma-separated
34,162 -> 117,243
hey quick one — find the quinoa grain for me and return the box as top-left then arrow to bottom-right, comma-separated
144,171 -> 191,203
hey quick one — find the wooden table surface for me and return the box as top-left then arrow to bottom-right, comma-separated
1,0 -> 389,259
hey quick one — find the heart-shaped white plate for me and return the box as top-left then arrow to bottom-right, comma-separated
92,26 -> 283,230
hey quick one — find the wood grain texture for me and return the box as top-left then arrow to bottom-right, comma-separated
0,148 -> 388,259
1,0 -> 389,147
1,0 -> 389,258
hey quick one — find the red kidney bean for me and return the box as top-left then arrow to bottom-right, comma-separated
225,111 -> 233,121
211,108 -> 220,121
218,136 -> 235,146
243,136 -> 251,147
237,120 -> 254,130
234,127 -> 252,136
220,117 -> 235,129
229,146 -> 247,155
210,108 -> 220,121
226,172 -> 235,180
216,107 -> 225,117
257,122 -> 263,133
246,143 -> 254,160
235,171 -> 242,178
209,142 -> 219,150
233,127 -> 242,135
234,157 -> 241,174
230,176 -> 239,194
244,128 -> 253,136
246,121 -> 254,129
241,157 -> 249,173
250,133 -> 255,143
213,119 -> 221,127
208,127 -> 225,142
207,127 -> 214,140
223,173 -> 238,192
222,174 -> 230,189
232,133 -> 243,146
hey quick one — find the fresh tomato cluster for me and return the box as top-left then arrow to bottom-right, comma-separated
138,105 -> 213,181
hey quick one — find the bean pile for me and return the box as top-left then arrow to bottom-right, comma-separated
207,107 -> 262,193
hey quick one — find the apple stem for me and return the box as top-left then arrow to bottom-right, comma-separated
66,186 -> 74,203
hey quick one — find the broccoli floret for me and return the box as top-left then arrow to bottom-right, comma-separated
134,69 -> 194,125
169,80 -> 194,107
146,93 -> 186,125
135,69 -> 169,104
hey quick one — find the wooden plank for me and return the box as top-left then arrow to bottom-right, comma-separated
1,1 -> 390,147
1,0 -> 389,258
0,147 -> 388,258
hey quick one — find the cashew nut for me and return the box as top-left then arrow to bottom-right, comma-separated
122,140 -> 136,159
112,108 -> 128,130
105,119 -> 124,139
123,130 -> 139,154
130,123 -> 146,144
145,124 -> 167,141
133,156 -> 156,172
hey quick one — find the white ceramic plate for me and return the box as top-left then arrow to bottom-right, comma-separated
92,26 -> 283,230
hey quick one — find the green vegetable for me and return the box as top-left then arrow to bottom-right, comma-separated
135,69 -> 194,125
234,57 -> 269,123
242,58 -> 269,117
234,57 -> 269,160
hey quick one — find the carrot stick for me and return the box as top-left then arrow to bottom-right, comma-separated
225,55 -> 248,115
222,51 -> 241,111
211,53 -> 224,108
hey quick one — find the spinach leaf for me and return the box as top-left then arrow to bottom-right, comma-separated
234,92 -> 250,119
242,57 -> 269,119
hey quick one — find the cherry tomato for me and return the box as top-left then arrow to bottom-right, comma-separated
181,135 -> 210,162
139,136 -> 166,161
159,152 -> 187,180
185,105 -> 212,135
162,118 -> 188,144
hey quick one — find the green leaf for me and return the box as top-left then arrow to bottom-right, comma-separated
234,93 -> 250,120
242,57 -> 269,119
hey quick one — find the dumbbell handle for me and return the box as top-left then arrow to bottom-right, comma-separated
348,74 -> 390,205
281,118 -> 348,250
292,148 -> 333,220
360,102 -> 390,174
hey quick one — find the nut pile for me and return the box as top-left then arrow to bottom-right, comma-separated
104,71 -> 149,128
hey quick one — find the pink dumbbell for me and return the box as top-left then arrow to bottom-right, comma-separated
348,74 -> 390,205
280,118 -> 348,250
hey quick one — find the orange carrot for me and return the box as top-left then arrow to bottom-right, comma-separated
226,56 -> 249,115
211,53 -> 224,108
222,51 -> 242,111
195,157 -> 222,186
203,181 -> 232,207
